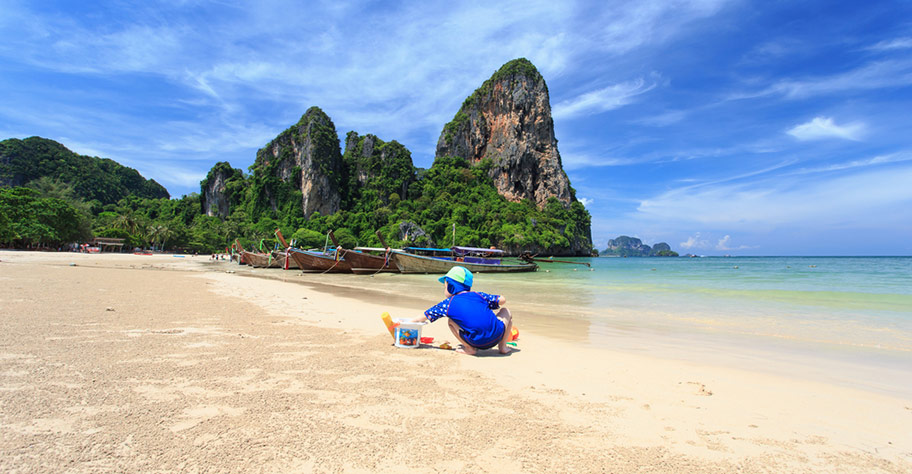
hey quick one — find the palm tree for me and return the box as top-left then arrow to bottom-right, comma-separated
148,225 -> 173,252
113,212 -> 140,235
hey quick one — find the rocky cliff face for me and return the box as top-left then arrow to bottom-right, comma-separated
200,162 -> 242,219
435,58 -> 574,208
255,107 -> 343,219
343,132 -> 415,204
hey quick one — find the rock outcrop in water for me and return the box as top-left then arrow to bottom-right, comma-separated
435,58 -> 574,208
602,236 -> 678,257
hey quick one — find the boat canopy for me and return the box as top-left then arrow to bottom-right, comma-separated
403,247 -> 451,252
354,247 -> 402,252
451,246 -> 505,255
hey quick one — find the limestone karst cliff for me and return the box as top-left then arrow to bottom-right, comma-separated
602,236 -> 678,257
342,132 -> 416,208
253,107 -> 343,219
200,162 -> 243,218
435,58 -> 574,209
196,59 -> 592,255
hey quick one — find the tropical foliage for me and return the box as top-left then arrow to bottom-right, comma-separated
0,137 -> 169,204
2,123 -> 592,254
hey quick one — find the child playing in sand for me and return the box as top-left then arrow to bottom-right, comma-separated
407,266 -> 513,355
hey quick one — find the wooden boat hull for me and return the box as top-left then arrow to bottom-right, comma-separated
243,251 -> 282,268
288,249 -> 352,273
342,249 -> 399,273
274,250 -> 299,269
391,251 -> 537,274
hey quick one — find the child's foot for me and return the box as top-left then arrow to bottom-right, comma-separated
498,345 -> 512,355
455,344 -> 476,355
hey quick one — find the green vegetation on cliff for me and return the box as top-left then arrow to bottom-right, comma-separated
1,127 -> 592,253
2,73 -> 590,255
0,137 -> 169,205
246,107 -> 342,221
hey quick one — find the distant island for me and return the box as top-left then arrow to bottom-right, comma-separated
601,235 -> 679,257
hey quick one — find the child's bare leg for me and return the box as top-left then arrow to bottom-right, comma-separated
447,319 -> 476,355
496,307 -> 513,354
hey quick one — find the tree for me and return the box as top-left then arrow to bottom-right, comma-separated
0,187 -> 91,247
292,228 -> 325,249
148,224 -> 174,251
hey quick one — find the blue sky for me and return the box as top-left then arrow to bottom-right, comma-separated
2,0 -> 911,255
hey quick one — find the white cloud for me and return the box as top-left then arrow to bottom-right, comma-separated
553,78 -> 657,119
578,197 -> 593,207
715,235 -> 753,252
732,59 -> 912,100
636,165 -> 912,231
788,151 -> 912,175
560,152 -> 644,170
787,117 -> 865,141
716,234 -> 731,250
680,233 -> 709,250
867,37 -> 912,51
589,0 -> 730,55
632,109 -> 687,127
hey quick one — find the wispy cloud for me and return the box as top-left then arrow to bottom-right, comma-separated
732,59 -> 912,100
560,152 -> 646,170
637,165 -> 912,230
787,116 -> 865,141
553,77 -> 657,119
588,0 -> 730,55
632,109 -> 687,127
788,151 -> 912,175
867,37 -> 912,51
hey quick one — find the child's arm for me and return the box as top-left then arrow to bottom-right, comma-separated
498,295 -> 506,306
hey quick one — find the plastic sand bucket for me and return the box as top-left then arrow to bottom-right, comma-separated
394,320 -> 423,348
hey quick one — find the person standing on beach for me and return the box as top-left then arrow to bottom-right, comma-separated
408,266 -> 513,355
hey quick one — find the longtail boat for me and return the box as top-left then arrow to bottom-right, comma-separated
272,229 -> 300,270
344,247 -> 399,274
328,230 -> 398,274
287,248 -> 352,273
271,249 -> 299,269
242,250 -> 283,268
392,246 -> 537,274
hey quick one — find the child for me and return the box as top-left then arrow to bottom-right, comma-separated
408,266 -> 513,355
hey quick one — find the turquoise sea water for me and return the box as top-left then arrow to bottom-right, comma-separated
311,256 -> 912,395
492,256 -> 912,350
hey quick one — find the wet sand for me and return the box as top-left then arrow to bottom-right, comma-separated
1,251 -> 910,472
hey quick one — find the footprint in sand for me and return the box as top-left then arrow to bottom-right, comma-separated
170,405 -> 245,432
683,381 -> 713,396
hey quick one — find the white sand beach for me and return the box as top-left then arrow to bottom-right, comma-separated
1,251 -> 909,472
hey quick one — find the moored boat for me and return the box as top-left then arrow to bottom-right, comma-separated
392,246 -> 537,274
271,229 -> 299,269
272,249 -> 299,269
288,248 -> 352,273
344,247 -> 399,274
242,250 -> 283,268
